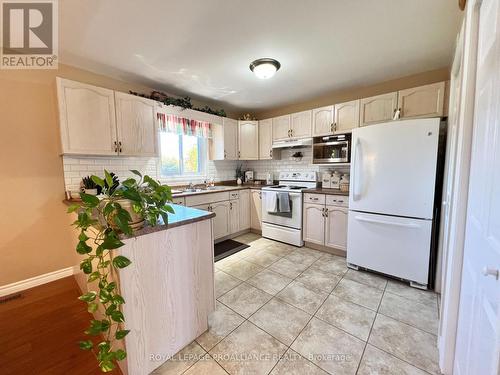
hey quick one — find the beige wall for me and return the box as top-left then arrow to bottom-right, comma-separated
0,64 -> 236,287
254,67 -> 450,119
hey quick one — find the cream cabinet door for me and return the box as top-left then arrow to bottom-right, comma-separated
325,206 -> 348,251
238,189 -> 251,230
259,119 -> 273,159
312,106 -> 334,136
290,110 -> 312,139
272,115 -> 291,141
303,203 -> 325,245
224,118 -> 238,160
211,201 -> 230,239
398,82 -> 446,119
57,78 -> 117,155
238,121 -> 259,160
229,200 -> 240,234
334,100 -> 360,133
360,92 -> 398,126
250,190 -> 262,230
115,92 -> 158,157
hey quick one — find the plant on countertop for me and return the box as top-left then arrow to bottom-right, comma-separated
68,170 -> 173,372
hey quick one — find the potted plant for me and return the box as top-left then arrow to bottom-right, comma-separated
68,170 -> 173,372
82,176 -> 98,195
235,164 -> 244,185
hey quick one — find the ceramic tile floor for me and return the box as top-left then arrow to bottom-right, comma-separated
153,233 -> 440,375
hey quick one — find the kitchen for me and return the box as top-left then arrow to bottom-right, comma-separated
0,1 -> 498,375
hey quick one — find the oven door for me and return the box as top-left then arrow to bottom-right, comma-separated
313,140 -> 350,164
261,191 -> 303,229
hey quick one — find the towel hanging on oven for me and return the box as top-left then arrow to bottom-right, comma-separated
277,192 -> 290,213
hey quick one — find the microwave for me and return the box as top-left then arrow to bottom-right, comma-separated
312,134 -> 351,164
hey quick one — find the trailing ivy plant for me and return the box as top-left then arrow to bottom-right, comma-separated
68,170 -> 173,372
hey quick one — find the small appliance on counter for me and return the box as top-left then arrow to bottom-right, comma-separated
321,170 -> 342,190
245,170 -> 254,182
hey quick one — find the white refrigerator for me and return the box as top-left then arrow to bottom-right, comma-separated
347,118 -> 441,288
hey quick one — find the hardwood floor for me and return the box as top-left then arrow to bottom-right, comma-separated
0,277 -> 121,375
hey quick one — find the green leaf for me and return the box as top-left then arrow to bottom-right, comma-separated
87,271 -> 100,282
87,302 -> 98,313
79,340 -> 93,350
99,360 -> 115,372
76,240 -> 92,254
115,349 -> 127,361
104,170 -> 114,189
112,255 -> 131,269
80,259 -> 92,274
122,188 -> 141,202
130,169 -> 142,178
87,319 -> 103,335
91,175 -> 105,188
164,204 -> 175,214
101,235 -> 124,250
111,310 -> 125,323
78,291 -> 97,302
105,304 -> 116,315
78,231 -> 89,242
106,282 -> 116,292
99,289 -> 111,304
97,341 -> 111,352
67,204 -> 80,213
113,294 -> 125,305
121,178 -> 136,188
80,193 -> 100,207
100,319 -> 111,332
115,329 -> 130,340
113,214 -> 132,235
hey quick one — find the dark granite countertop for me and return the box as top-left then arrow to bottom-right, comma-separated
304,188 -> 350,196
120,204 -> 215,239
170,183 -> 274,197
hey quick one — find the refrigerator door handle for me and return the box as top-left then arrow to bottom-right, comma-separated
354,215 -> 420,228
352,138 -> 361,201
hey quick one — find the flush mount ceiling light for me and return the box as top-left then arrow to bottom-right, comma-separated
249,58 -> 281,79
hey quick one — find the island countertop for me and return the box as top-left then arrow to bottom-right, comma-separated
120,203 -> 215,239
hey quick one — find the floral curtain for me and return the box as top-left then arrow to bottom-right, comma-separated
157,113 -> 212,138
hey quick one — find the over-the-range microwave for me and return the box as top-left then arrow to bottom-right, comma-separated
312,134 -> 351,164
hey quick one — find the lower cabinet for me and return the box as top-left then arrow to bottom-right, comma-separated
229,199 -> 240,234
211,201 -> 230,239
239,189 -> 251,230
303,195 -> 348,252
250,189 -> 262,230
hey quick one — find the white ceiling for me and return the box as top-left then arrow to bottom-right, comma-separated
59,0 -> 462,112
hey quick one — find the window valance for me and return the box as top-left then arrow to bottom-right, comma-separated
157,113 -> 212,138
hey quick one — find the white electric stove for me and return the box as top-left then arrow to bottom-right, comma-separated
261,172 -> 318,246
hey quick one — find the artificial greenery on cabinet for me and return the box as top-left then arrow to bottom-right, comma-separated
68,170 -> 173,372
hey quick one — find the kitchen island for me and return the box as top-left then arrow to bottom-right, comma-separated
75,204 -> 216,375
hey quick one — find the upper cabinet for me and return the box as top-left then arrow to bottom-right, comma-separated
57,78 -> 117,155
334,100 -> 360,133
209,118 -> 238,160
360,92 -> 398,127
312,105 -> 334,136
290,110 -> 312,139
114,92 -> 158,157
272,115 -> 291,141
259,119 -> 274,160
397,82 -> 446,119
238,121 -> 259,160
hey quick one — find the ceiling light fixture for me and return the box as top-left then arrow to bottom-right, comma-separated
249,58 -> 281,79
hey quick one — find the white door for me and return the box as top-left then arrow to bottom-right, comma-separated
350,119 -> 440,219
347,212 -> 432,285
360,92 -> 398,126
334,100 -> 360,133
325,206 -> 348,251
312,106 -> 334,136
303,203 -> 325,245
238,121 -> 259,160
454,1 -> 500,373
239,190 -> 251,230
259,119 -> 273,160
115,92 -> 158,157
211,201 -> 230,240
223,118 -> 238,160
56,78 -> 117,155
229,200 -> 240,234
250,190 -> 262,230
272,115 -> 291,141
290,110 -> 312,139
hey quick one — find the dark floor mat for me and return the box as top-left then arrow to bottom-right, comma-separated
214,239 -> 249,262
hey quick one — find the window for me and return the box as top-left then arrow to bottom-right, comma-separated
159,132 -> 207,178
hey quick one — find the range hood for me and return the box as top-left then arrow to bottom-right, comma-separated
272,138 -> 313,149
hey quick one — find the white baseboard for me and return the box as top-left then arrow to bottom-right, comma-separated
0,267 -> 75,297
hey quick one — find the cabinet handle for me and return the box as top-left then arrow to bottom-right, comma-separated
269,149 -> 273,158
311,197 -> 318,201
290,129 -> 294,137
118,141 -> 122,153
114,141 -> 118,153
224,150 -> 227,159
259,192 -> 262,199
238,150 -> 241,158
230,202 -> 232,210
334,122 -> 337,132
